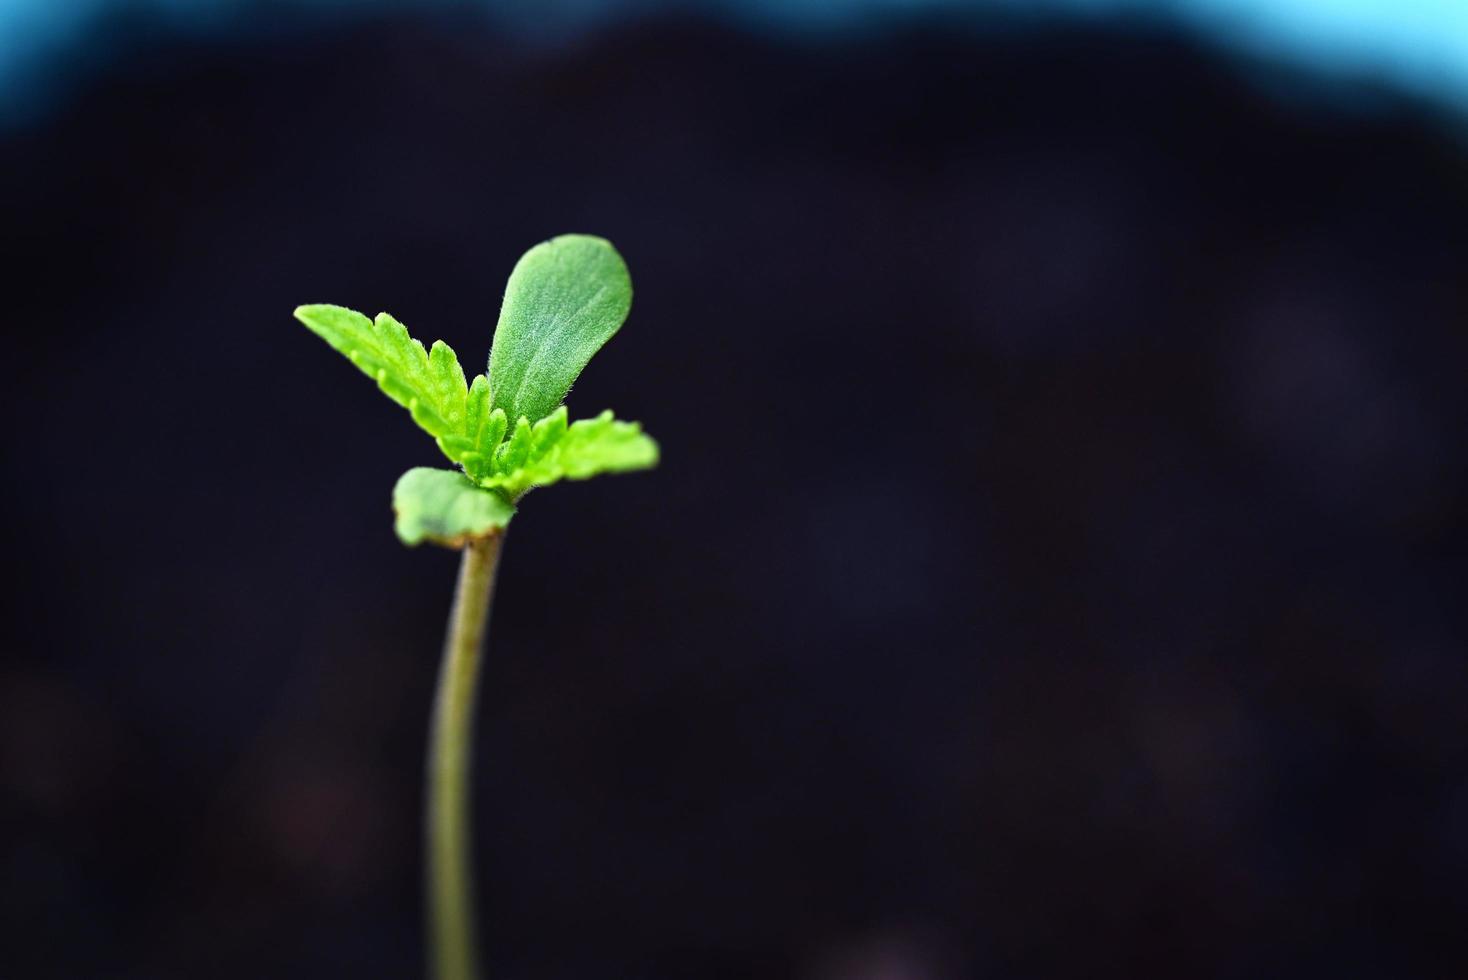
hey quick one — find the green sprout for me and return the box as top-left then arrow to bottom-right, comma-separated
294,234 -> 658,980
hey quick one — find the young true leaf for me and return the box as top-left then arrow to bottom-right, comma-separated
497,416 -> 535,475
295,305 -> 469,438
296,303 -> 511,475
449,376 -> 509,482
482,409 -> 659,497
488,234 -> 632,426
392,467 -> 515,547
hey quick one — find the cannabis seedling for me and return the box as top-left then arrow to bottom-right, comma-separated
294,235 -> 658,980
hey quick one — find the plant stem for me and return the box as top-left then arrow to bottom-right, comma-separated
427,532 -> 505,980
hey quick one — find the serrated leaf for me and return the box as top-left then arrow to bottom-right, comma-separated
458,375 -> 507,482
426,340 -> 468,428
488,235 -> 632,426
497,416 -> 535,474
483,409 -> 659,497
295,305 -> 468,440
392,467 -> 516,548
464,375 -> 492,449
530,406 -> 569,457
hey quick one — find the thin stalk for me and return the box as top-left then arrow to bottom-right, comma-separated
427,532 -> 505,980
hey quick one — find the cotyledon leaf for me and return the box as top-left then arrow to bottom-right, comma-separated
392,467 -> 516,548
487,235 -> 632,426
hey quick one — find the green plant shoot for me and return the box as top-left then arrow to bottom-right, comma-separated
295,234 -> 657,546
293,234 -> 658,980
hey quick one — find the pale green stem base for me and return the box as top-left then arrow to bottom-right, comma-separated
427,532 -> 505,980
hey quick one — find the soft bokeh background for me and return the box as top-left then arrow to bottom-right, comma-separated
3,1 -> 1466,977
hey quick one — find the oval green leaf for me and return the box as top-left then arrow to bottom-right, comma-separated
488,234 -> 632,426
392,467 -> 516,548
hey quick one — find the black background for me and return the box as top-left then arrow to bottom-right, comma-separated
3,9 -> 1467,979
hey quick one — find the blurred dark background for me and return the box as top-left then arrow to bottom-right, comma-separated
3,1 -> 1467,977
